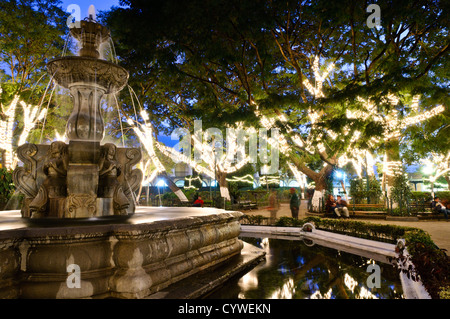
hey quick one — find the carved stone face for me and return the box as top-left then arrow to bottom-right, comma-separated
107,146 -> 115,159
49,142 -> 66,159
103,144 -> 116,160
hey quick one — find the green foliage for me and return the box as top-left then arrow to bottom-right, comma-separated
0,168 -> 14,209
411,191 -> 433,201
435,191 -> 450,201
0,1 -> 70,145
389,170 -> 413,214
439,287 -> 450,299
182,188 -> 199,201
0,0 -> 68,92
274,216 -> 415,242
274,216 -> 305,227
403,229 -> 450,299
349,176 -> 383,204
241,214 -> 269,225
103,0 -> 449,195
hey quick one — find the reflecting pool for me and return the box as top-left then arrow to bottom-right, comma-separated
206,237 -> 404,299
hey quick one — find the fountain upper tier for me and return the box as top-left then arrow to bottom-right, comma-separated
47,56 -> 129,94
47,20 -> 128,94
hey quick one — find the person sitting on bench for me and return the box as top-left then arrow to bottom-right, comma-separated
335,195 -> 350,219
193,196 -> 204,207
325,194 -> 336,216
431,197 -> 449,221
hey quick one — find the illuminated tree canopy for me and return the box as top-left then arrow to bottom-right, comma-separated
103,0 -> 448,199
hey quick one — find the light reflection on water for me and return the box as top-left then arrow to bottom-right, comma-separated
206,237 -> 404,299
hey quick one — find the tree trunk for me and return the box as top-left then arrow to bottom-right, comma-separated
160,172 -> 188,202
291,157 -> 334,212
309,165 -> 333,212
216,171 -> 230,201
384,137 -> 401,208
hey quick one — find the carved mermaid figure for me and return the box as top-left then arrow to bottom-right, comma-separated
98,143 -> 129,215
29,141 -> 68,218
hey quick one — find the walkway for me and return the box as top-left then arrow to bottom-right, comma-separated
242,202 -> 450,253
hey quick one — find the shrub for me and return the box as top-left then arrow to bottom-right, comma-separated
403,230 -> 450,299
241,214 -> 268,225
350,176 -> 383,204
439,287 -> 450,299
0,168 -> 15,210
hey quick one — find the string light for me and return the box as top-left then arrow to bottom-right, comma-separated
421,151 -> 450,183
343,94 -> 446,182
129,116 -> 166,174
226,174 -> 254,185
0,95 -> 18,169
382,159 -> 403,176
287,162 -> 308,188
401,104 -> 445,127
0,95 -> 46,170
17,101 -> 47,147
128,112 -> 191,202
184,176 -> 204,190
259,175 -> 280,185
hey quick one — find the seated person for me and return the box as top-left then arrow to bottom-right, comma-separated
193,196 -> 204,207
431,197 -> 449,221
334,195 -> 350,219
325,194 -> 336,216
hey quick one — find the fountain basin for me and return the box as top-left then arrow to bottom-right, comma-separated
0,207 -> 248,299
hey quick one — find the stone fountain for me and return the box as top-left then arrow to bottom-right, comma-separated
13,13 -> 142,220
0,9 -> 264,299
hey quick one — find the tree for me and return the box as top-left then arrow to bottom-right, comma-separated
103,0 -> 448,207
0,0 -> 69,167
0,0 -> 67,92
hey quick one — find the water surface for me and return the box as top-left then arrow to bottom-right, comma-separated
206,237 -> 403,299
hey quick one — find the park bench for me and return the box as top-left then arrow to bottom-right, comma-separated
409,201 -> 432,213
238,200 -> 258,210
351,203 -> 385,212
350,203 -> 386,218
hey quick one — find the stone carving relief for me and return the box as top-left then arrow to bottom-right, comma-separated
66,194 -> 97,218
13,141 -> 142,219
13,143 -> 39,199
29,141 -> 68,218
98,143 -> 130,215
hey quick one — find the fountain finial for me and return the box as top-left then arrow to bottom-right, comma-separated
88,5 -> 96,22
69,5 -> 109,59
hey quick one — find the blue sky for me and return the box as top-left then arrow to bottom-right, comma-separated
61,0 -> 122,17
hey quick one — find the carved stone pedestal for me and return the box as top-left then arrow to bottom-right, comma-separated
13,142 -> 142,220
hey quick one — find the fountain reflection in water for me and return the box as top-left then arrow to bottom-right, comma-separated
206,237 -> 404,299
